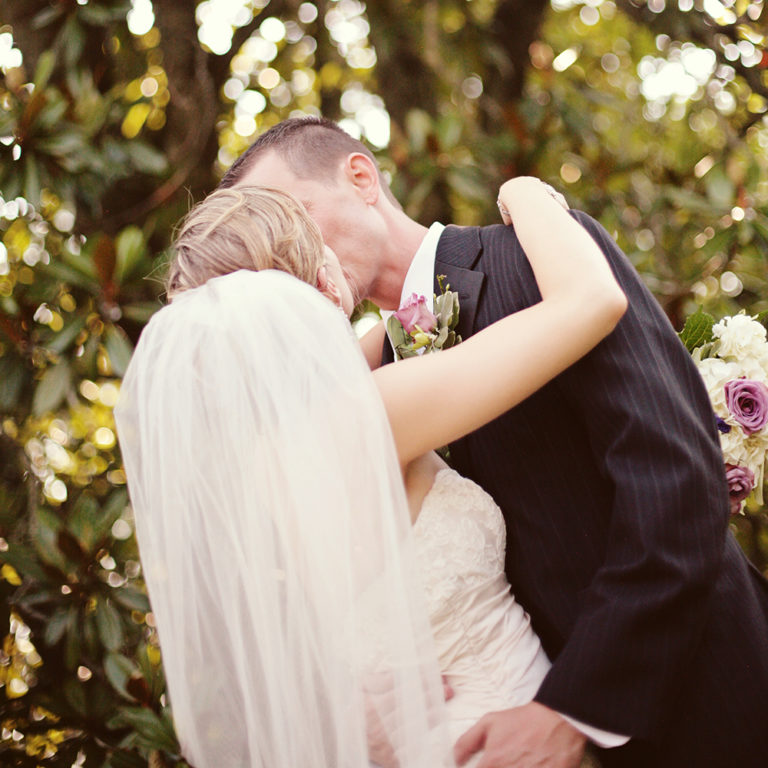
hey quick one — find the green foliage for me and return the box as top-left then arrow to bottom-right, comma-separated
1,0 -> 767,764
678,308 -> 716,352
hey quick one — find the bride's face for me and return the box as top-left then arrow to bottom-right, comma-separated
321,245 -> 355,317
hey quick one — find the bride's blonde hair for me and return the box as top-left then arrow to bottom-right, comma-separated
166,186 -> 325,298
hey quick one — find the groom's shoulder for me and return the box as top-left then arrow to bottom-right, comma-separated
436,210 -> 621,272
437,222 -> 520,268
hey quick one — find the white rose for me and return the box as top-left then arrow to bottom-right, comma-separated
695,357 -> 742,414
712,314 -> 768,362
718,427 -> 742,465
720,430 -> 760,469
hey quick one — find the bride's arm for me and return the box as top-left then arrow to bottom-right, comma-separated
359,321 -> 386,370
373,177 -> 627,466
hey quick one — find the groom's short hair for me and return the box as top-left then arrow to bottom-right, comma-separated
219,116 -> 400,206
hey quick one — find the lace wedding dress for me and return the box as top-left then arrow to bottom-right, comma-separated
413,468 -> 551,762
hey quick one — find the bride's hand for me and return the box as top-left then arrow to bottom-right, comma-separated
497,178 -> 568,225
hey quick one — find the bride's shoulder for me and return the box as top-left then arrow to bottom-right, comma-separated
403,452 -> 449,521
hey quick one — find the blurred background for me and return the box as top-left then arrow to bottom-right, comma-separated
0,0 -> 766,765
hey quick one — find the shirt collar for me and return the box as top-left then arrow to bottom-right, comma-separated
382,222 -> 444,323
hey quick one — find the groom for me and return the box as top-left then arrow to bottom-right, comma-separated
220,117 -> 768,768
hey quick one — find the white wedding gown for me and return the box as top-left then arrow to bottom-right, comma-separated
413,467 -> 551,763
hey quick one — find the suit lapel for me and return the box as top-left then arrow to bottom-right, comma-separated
433,226 -> 486,473
433,263 -> 484,341
434,225 -> 485,340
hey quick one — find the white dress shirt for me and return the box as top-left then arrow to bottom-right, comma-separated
381,222 -> 445,342
386,222 -> 629,749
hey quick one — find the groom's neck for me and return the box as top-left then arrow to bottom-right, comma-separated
368,217 -> 430,310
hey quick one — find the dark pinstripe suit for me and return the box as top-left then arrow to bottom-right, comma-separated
385,212 -> 768,766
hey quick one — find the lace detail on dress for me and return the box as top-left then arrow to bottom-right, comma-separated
358,465 -> 550,757
411,468 -> 551,734
414,469 -> 506,613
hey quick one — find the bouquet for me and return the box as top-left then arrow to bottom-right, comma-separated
681,310 -> 768,515
387,276 -> 461,360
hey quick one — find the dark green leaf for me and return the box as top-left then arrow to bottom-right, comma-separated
0,485 -> 23,527
0,163 -> 22,200
14,586 -> 61,609
65,241 -> 99,280
37,131 -> 87,159
95,488 -> 129,544
32,360 -> 72,415
125,142 -> 168,176
68,492 -> 99,553
62,15 -> 86,68
34,97 -> 69,131
121,302 -> 161,323
0,354 -> 27,411
678,308 -> 716,352
63,678 -> 87,715
115,227 -> 147,285
114,706 -> 179,753
113,587 -> 150,614
79,4 -> 123,25
104,652 -> 138,698
105,750 -> 150,768
0,542 -> 50,583
38,260 -> 100,293
64,614 -> 82,669
83,612 -> 99,656
104,324 -> 133,377
33,51 -> 56,92
44,606 -> 76,646
24,155 -> 41,206
95,597 -> 124,651
32,5 -> 66,29
47,316 -> 87,354
33,507 -> 71,574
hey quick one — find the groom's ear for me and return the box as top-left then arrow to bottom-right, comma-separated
344,153 -> 380,205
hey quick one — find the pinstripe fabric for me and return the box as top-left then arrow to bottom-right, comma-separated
422,214 -> 768,767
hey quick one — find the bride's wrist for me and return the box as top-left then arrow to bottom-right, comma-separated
497,178 -> 553,218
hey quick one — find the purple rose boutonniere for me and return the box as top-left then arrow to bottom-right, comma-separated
681,309 -> 768,515
387,276 -> 461,360
394,294 -> 437,337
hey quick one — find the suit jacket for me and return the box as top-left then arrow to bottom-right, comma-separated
384,212 -> 768,767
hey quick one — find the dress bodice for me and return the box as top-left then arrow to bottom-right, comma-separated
413,468 -> 550,734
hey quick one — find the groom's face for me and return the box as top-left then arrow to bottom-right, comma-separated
237,152 -> 374,301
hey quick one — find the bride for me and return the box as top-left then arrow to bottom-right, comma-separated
114,177 -> 626,768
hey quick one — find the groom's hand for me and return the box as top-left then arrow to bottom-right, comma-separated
454,701 -> 586,768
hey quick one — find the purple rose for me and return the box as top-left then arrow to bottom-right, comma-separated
724,379 -> 768,436
394,293 -> 437,335
725,463 -> 755,516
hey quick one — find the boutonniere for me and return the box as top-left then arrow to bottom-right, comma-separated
387,275 -> 461,361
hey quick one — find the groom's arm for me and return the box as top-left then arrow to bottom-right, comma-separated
532,210 -> 729,738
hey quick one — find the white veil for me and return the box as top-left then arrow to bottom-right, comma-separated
114,270 -> 451,768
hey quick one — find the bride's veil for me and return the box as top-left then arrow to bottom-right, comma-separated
114,269 -> 451,768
